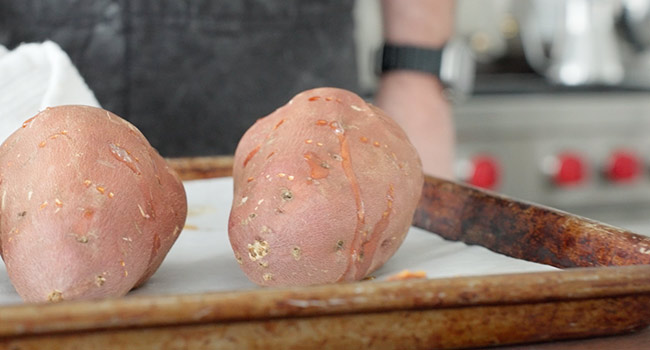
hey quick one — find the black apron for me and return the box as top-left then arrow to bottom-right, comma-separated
0,0 -> 359,156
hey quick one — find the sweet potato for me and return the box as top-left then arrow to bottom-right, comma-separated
0,105 -> 187,302
229,87 -> 424,286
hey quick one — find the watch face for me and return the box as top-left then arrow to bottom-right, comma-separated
441,38 -> 476,102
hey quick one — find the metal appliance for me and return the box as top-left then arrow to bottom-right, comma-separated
454,0 -> 650,230
454,92 -> 650,228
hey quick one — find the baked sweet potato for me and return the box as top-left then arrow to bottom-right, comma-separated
0,105 -> 187,302
229,87 -> 424,286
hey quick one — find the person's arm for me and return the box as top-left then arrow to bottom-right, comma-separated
375,0 -> 455,179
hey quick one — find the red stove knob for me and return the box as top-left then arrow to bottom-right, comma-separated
551,152 -> 586,187
605,150 -> 641,183
468,155 -> 500,190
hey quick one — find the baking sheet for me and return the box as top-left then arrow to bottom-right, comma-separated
0,177 -> 557,304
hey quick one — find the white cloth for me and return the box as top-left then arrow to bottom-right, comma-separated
0,41 -> 100,145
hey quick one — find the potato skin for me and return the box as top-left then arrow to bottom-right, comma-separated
229,87 -> 423,286
0,106 -> 187,302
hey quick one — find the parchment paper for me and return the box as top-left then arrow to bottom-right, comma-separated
0,177 -> 557,304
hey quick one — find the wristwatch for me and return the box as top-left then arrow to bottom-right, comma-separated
377,39 -> 476,101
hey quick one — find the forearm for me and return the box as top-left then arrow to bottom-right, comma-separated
376,0 -> 456,179
381,0 -> 454,47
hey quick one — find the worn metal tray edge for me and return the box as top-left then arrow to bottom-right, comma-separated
0,156 -> 648,350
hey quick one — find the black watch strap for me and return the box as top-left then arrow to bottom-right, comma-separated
380,44 -> 443,76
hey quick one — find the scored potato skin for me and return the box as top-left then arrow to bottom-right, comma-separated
0,106 -> 187,302
229,87 -> 424,287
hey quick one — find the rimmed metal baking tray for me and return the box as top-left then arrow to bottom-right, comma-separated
0,156 -> 648,350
